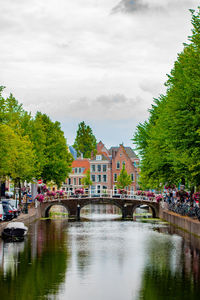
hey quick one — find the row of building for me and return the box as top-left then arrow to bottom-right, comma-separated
63,141 -> 140,194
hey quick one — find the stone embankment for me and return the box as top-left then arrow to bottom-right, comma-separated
159,207 -> 200,238
0,207 -> 39,235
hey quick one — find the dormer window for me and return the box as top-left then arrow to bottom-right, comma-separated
96,155 -> 102,160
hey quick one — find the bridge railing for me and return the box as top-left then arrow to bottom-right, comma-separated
42,189 -> 157,203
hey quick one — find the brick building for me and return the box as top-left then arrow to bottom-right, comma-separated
64,142 -> 140,193
110,144 -> 140,193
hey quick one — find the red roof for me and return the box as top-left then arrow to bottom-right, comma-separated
71,159 -> 90,174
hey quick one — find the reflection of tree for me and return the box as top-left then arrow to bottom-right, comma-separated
139,266 -> 200,300
139,235 -> 200,300
0,220 -> 69,300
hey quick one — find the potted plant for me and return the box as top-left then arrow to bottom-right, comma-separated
75,188 -> 84,198
35,194 -> 45,203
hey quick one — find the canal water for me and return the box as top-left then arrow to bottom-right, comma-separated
0,205 -> 200,300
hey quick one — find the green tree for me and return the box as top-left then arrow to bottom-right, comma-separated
0,87 -> 73,191
0,124 -> 36,201
0,124 -> 17,197
133,7 -> 200,191
81,169 -> 92,189
73,121 -> 97,158
116,164 -> 132,190
37,113 -> 73,187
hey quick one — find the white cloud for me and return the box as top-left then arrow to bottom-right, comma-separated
0,0 -> 199,145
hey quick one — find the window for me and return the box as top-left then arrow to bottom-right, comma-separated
131,173 -> 134,182
103,175 -> 107,182
97,175 -> 101,182
79,178 -> 82,185
96,155 -> 102,160
103,164 -> 107,172
116,161 -> 120,169
97,185 -> 101,193
68,178 -> 71,185
114,186 -> 117,194
97,165 -> 101,172
73,178 -> 76,185
75,168 -> 77,173
91,164 -> 95,172
91,175 -> 95,182
79,168 -> 82,173
114,173 -> 117,182
122,161 -> 125,167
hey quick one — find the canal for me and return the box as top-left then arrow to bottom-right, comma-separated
0,205 -> 200,300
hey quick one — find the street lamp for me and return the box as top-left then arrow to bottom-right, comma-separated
77,204 -> 80,221
123,204 -> 127,220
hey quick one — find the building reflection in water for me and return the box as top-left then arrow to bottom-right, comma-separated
0,220 -> 69,300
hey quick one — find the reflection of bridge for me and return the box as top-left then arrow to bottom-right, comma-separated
38,196 -> 160,221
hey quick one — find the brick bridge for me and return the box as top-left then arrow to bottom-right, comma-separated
38,196 -> 160,221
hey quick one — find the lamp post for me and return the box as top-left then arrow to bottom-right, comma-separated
122,204 -> 127,220
77,204 -> 80,221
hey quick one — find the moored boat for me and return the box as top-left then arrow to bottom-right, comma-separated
1,222 -> 28,241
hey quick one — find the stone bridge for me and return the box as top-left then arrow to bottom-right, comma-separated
37,196 -> 160,221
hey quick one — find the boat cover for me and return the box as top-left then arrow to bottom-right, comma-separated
6,222 -> 28,230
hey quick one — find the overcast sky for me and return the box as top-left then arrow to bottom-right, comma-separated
0,0 -> 199,148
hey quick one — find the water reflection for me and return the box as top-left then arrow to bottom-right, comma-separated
0,210 -> 200,300
0,220 -> 69,300
81,204 -> 122,220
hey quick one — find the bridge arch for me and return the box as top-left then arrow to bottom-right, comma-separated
131,203 -> 158,218
44,203 -> 70,218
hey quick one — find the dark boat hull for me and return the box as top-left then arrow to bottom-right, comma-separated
2,228 -> 27,241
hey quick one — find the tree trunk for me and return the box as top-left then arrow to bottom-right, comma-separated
18,179 -> 22,205
190,185 -> 195,207
181,178 -> 186,186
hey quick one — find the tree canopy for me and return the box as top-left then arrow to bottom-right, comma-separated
73,121 -> 97,158
116,165 -> 132,190
0,86 -> 73,192
133,8 -> 200,191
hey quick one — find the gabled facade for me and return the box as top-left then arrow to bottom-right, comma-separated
110,144 -> 139,193
64,142 -> 140,193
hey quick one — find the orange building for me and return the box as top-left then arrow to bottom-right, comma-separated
64,158 -> 90,191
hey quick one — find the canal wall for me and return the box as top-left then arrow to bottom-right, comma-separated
0,207 -> 40,235
159,208 -> 200,238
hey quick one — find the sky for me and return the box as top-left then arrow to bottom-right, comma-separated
0,0 -> 199,148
